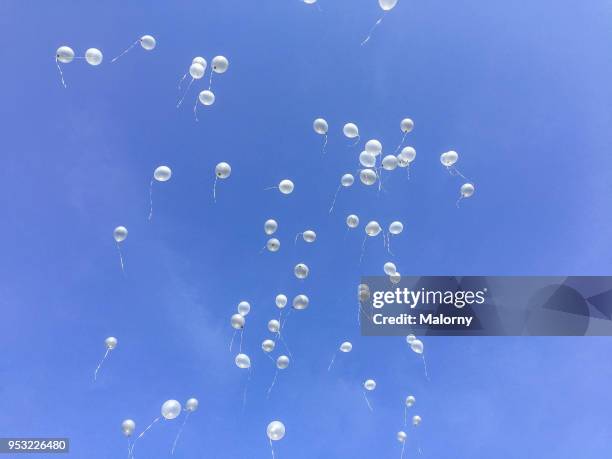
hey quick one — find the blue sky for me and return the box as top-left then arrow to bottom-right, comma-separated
1,0 -> 612,457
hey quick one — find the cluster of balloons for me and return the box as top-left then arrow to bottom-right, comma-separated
440,151 -> 476,206
177,55 -> 230,120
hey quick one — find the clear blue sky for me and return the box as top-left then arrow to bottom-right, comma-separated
1,0 -> 612,457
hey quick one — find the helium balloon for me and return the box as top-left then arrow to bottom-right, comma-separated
346,214 -> 359,228
410,339 -> 424,354
275,294 -> 287,308
341,173 -> 355,187
294,263 -> 309,279
161,400 -> 182,420
400,146 -> 416,162
189,62 -> 205,79
238,301 -> 251,317
302,230 -> 316,242
276,355 -> 290,369
360,168 -> 377,186
267,421 -> 286,441
382,154 -> 398,170
266,238 -> 280,252
389,221 -> 404,235
363,379 -> 376,391
406,395 -> 416,407
461,183 -> 475,198
262,339 -> 275,352
397,431 -> 407,442
122,419 -> 136,437
359,151 -> 376,168
212,56 -> 229,73
279,179 -> 294,194
85,48 -> 103,66
154,166 -> 172,182
379,0 -> 398,10
235,353 -> 251,369
56,46 -> 75,64
358,284 -> 370,302
105,337 -> 118,349
365,139 -> 382,156
231,313 -> 245,330
390,272 -> 401,284
365,221 -> 381,236
384,262 -> 397,275
292,294 -> 309,310
340,341 -> 352,352
198,90 -> 215,106
343,122 -> 359,139
140,35 -> 156,50
313,118 -> 328,135
185,398 -> 199,412
268,319 -> 280,333
440,150 -> 459,167
215,162 -> 231,178
406,334 -> 416,344
412,415 -> 422,426
264,219 -> 278,235
400,118 -> 414,133
192,56 -> 207,67
397,155 -> 410,168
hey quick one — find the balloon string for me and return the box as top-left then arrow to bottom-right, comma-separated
400,441 -> 406,459
263,186 -> 277,191
266,369 -> 279,398
394,131 -> 408,154
456,195 -> 463,208
116,243 -> 126,275
327,352 -> 337,371
328,185 -> 342,213
178,72 -> 187,90
93,348 -> 110,381
213,176 -> 218,203
269,438 -> 275,459
229,329 -> 237,352
322,134 -> 328,155
170,412 -> 190,455
55,58 -> 67,89
422,354 -> 430,381
193,95 -> 200,122
350,135 -> 360,146
363,391 -> 373,412
277,332 -> 293,359
148,179 -> 154,221
176,78 -> 194,108
242,371 -> 250,411
265,352 -> 275,362
294,232 -> 302,245
239,328 -> 244,353
111,40 -> 138,63
208,69 -> 214,90
361,15 -> 384,46
359,235 -> 367,264
127,437 -> 131,459
130,416 -> 160,456
407,164 -> 411,180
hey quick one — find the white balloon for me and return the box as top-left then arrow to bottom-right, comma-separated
400,118 -> 414,133
365,221 -> 381,237
359,151 -> 376,168
461,183 -> 475,198
140,35 -> 156,50
302,230 -> 316,242
397,155 -> 409,168
121,419 -> 136,437
85,48 -> 103,66
113,226 -> 128,243
343,122 -> 359,139
192,56 -> 207,68
405,395 -> 416,407
382,154 -> 398,171
264,219 -> 278,235
56,46 -> 75,64
154,166 -> 172,182
105,336 -> 118,350
346,214 -> 359,228
411,339 -> 424,354
211,55 -> 229,74
340,341 -> 353,352
365,139 -> 382,156
363,379 -> 376,391
400,146 -> 416,162
161,400 -> 182,420
268,319 -> 280,333
279,179 -> 294,195
235,353 -> 251,369
379,0 -> 399,10
341,173 -> 355,187
198,90 -> 215,106
294,263 -> 309,279
412,415 -> 422,426
215,162 -> 231,178
275,294 -> 288,308
384,262 -> 397,275
189,62 -> 205,79
185,398 -> 199,412
390,272 -> 401,284
266,238 -> 280,252
389,221 -> 403,235
231,313 -> 245,330
358,284 -> 370,302
397,431 -> 407,443
237,301 -> 251,317
292,294 -> 309,310
313,118 -> 328,135
276,355 -> 290,369
360,168 -> 378,186
262,339 -> 275,353
406,334 -> 416,344
267,421 -> 286,441
440,150 -> 459,167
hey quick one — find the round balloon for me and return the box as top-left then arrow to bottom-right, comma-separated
113,226 -> 128,243
389,221 -> 404,235
275,294 -> 287,308
384,262 -> 397,275
215,162 -> 231,178
185,398 -> 199,412
267,421 -> 286,441
105,336 -> 118,349
302,230 -> 316,242
292,294 -> 309,310
359,168 -> 377,186
379,0 -> 399,11
346,214 -> 359,228
262,339 -> 275,352
405,395 -> 416,407
276,355 -> 290,369
340,341 -> 353,352
268,319 -> 280,333
279,179 -> 294,195
406,334 -> 416,344
212,56 -> 229,73
400,118 -> 414,133
189,62 -> 205,79
390,272 -> 401,284
341,173 -> 355,187
412,415 -> 422,426
382,155 -> 398,170
161,400 -> 182,420
411,339 -> 424,354
365,139 -> 382,156
235,353 -> 251,369
266,238 -> 280,252
231,313 -> 245,330
85,48 -> 103,66
121,419 -> 136,437
440,150 -> 459,167
294,263 -> 309,279
313,118 -> 328,135
343,123 -> 359,138
56,46 -> 75,64
154,166 -> 172,182
264,219 -> 278,235
140,35 -> 156,50
365,221 -> 381,236
359,151 -> 376,168
400,146 -> 416,162
198,90 -> 215,106
461,183 -> 475,198
397,431 -> 407,442
363,379 -> 376,391
192,56 -> 207,68
237,301 -> 251,317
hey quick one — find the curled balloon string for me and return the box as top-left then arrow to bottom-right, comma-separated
294,233 -> 301,245
394,132 -> 409,154
269,438 -> 276,459
130,416 -> 161,457
327,352 -> 337,371
321,134 -> 328,155
55,58 -> 67,89
328,185 -> 342,213
178,72 -> 188,90
148,179 -> 154,221
176,78 -> 194,108
111,40 -> 138,63
363,391 -> 374,412
229,329 -> 237,352
421,354 -> 430,381
208,70 -> 214,91
213,176 -> 218,203
448,166 -> 469,181
360,15 -> 384,46
93,348 -> 110,381
266,369 -> 279,398
350,135 -> 361,147
116,243 -> 126,275
359,235 -> 367,264
170,411 -> 190,455
193,96 -> 200,122
455,195 -> 463,208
